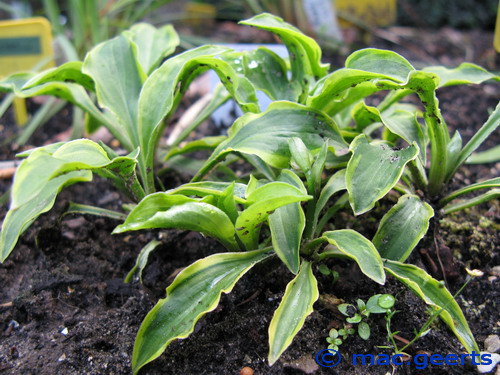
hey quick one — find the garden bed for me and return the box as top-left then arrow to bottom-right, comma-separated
0,24 -> 498,375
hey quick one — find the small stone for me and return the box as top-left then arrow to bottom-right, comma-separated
485,335 -> 500,353
58,354 -> 66,362
60,327 -> 68,336
491,266 -> 500,277
477,352 -> 500,373
240,366 -> 254,375
284,356 -> 319,374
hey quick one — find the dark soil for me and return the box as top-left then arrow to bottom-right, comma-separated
0,25 -> 499,375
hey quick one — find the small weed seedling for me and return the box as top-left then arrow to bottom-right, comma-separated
337,294 -> 396,343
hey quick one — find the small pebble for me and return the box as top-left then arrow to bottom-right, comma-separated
491,266 -> 500,277
485,335 -> 500,353
477,352 -> 499,373
240,366 -> 254,375
58,353 -> 66,362
60,327 -> 68,336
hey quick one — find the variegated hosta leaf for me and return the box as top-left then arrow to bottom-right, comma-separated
123,23 -> 179,76
193,101 -> 348,181
346,48 -> 415,82
450,102 -> 500,180
307,68 -> 404,113
83,34 -> 143,151
113,194 -> 238,251
439,177 -> 500,207
268,261 -> 318,365
268,171 -> 307,274
322,230 -> 385,284
0,171 -> 92,262
384,260 -> 479,354
167,181 -> 247,204
132,249 -> 272,374
240,13 -> 329,100
313,169 -> 347,231
236,181 -> 312,250
139,46 -> 259,189
346,135 -> 419,215
11,139 -> 141,209
22,61 -> 95,91
242,47 -> 301,101
353,102 -> 426,164
124,240 -> 162,283
373,195 -> 434,261
165,136 -> 227,160
423,63 -> 499,88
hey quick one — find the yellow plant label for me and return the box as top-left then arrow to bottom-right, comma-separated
0,17 -> 54,77
336,0 -> 397,28
0,17 -> 54,125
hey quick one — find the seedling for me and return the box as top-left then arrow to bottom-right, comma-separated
338,294 -> 396,341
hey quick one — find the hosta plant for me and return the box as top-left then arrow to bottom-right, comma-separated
0,21 -> 262,261
0,13 -> 497,374
116,132 -> 479,372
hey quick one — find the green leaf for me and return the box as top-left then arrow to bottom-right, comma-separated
288,137 -> 314,172
322,230 -> 385,284
139,45 -> 259,190
240,13 -> 328,100
378,294 -> 395,309
242,47 -> 300,101
384,260 -> 479,354
63,202 -> 127,221
124,23 -> 179,75
466,145 -> 500,164
366,294 -> 389,313
11,139 -> 141,209
307,69 -> 398,114
451,102 -> 500,178
379,109 -> 426,164
313,169 -> 347,231
268,172 -> 306,274
8,80 -> 129,149
1,171 -> 92,262
439,177 -> 500,207
132,248 -> 272,374
215,182 -> 239,224
442,189 -> 500,215
423,63 -> 499,88
193,101 -> 347,181
338,303 -> 354,316
346,313 -> 362,323
124,240 -> 162,283
268,261 -> 319,365
358,322 -> 370,340
373,195 -> 434,262
446,131 -> 463,177
22,61 -> 95,91
83,34 -> 142,150
345,48 -> 415,82
236,181 -> 312,250
0,72 -> 36,92
167,181 -> 247,204
165,136 -> 227,160
346,135 -> 419,215
113,196 -> 238,251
